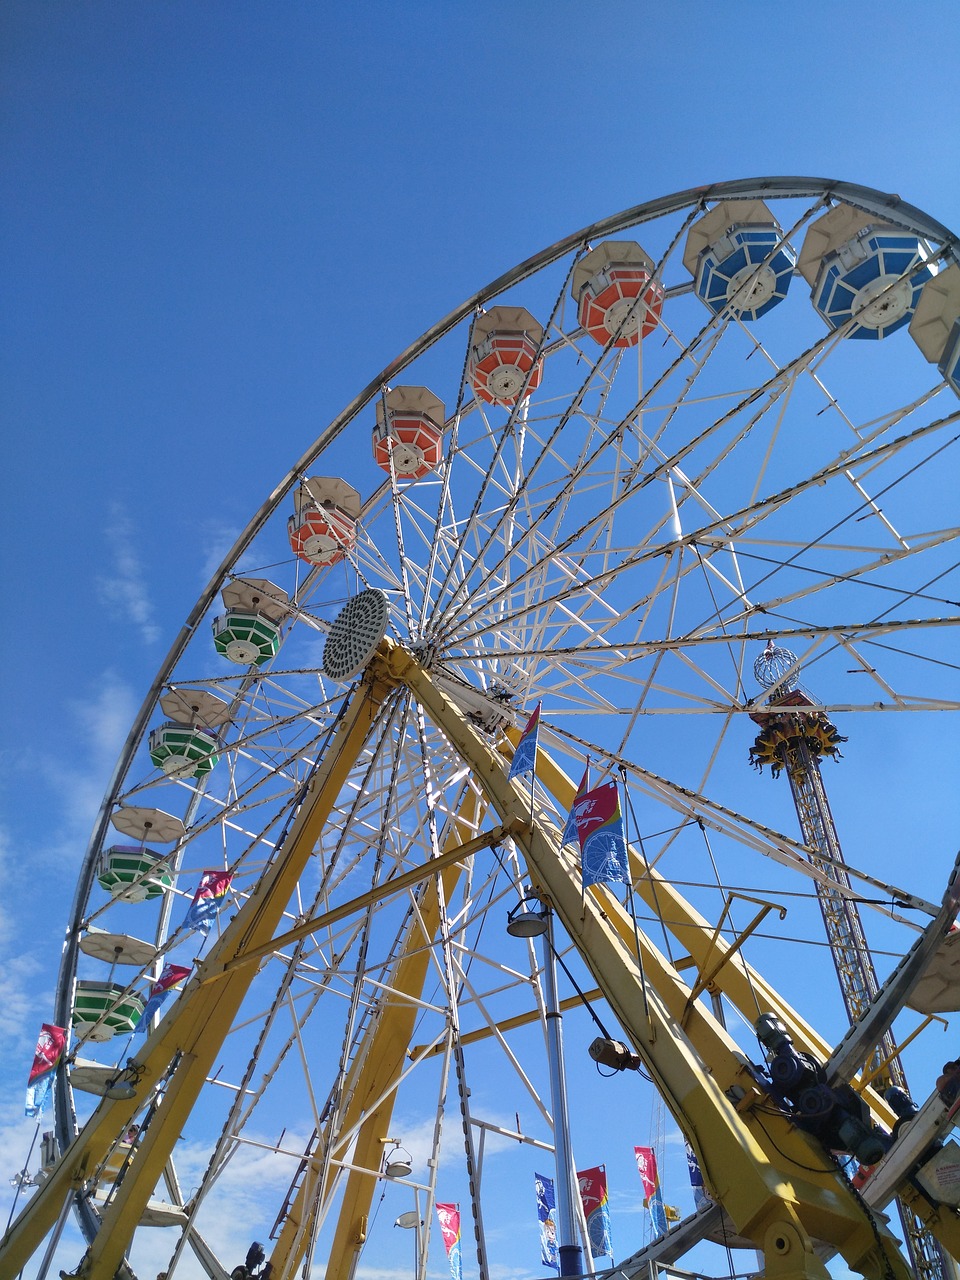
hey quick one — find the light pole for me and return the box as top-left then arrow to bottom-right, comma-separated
507,898 -> 583,1278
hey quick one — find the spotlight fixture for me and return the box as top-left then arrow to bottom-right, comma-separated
505,895 -> 549,938
588,1036 -> 642,1072
103,1058 -> 145,1101
381,1138 -> 413,1179
105,1081 -> 137,1101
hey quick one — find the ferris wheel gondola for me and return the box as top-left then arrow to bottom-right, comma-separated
5,178 -> 960,1280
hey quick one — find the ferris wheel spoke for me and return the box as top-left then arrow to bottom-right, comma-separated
23,181 -> 960,1280
432,384 -> 907,652
427,257 -> 596,625
431,348 -> 642,640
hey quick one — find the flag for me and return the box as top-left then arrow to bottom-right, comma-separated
574,780 -> 629,888
633,1145 -> 657,1201
577,1164 -> 612,1257
535,1171 -> 559,1270
634,1146 -> 667,1237
508,703 -> 541,780
648,1185 -> 669,1236
561,765 -> 589,847
25,1024 -> 66,1118
685,1141 -> 710,1210
436,1203 -> 463,1280
133,963 -> 192,1033
182,869 -> 234,934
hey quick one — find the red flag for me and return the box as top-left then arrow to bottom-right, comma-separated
27,1024 -> 66,1086
436,1203 -> 460,1255
561,765 -> 589,846
633,1145 -> 659,1202
134,963 -> 193,1034
577,1165 -> 606,1218
577,1164 -> 613,1255
572,780 -> 619,846
576,779 -> 629,887
149,963 -> 192,999
25,1023 -> 66,1118
435,1203 -> 463,1280
183,869 -> 234,933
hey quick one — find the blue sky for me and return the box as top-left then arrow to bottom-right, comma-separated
2,4 -> 959,1277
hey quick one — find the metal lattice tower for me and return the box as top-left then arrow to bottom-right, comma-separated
750,641 -> 950,1280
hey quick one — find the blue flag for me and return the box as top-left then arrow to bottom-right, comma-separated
535,1171 -> 559,1270
648,1184 -> 668,1236
574,780 -> 629,888
509,704 -> 541,780
685,1141 -> 710,1210
182,869 -> 234,935
134,964 -> 192,1033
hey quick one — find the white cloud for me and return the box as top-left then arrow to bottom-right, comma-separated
197,518 -> 243,586
96,503 -> 161,644
66,670 -> 138,762
0,951 -> 42,1054
30,671 -> 141,863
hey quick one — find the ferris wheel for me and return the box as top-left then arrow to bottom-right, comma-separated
5,179 -> 960,1280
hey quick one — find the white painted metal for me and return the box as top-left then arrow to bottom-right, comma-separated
40,180 -> 960,1280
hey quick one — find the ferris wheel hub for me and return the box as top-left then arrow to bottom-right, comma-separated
322,589 -> 390,682
38,180 -> 960,1280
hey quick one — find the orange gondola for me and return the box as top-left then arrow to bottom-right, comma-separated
467,307 -> 544,405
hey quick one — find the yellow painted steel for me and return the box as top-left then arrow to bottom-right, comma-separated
412,989 -> 604,1058
268,788 -> 483,1280
386,644 -> 913,1278
897,1182 -> 960,1257
224,821 -> 519,977
0,675 -> 388,1280
526,746 -> 898,1132
2,640 -> 942,1278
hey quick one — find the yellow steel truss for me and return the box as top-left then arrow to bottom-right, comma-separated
5,642 -> 955,1279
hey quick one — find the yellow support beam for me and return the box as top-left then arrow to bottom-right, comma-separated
897,1182 -> 960,1258
269,788 -> 483,1280
0,674 -> 388,1280
2,637 -> 928,1280
412,989 -> 604,1058
224,820 -> 521,976
527,747 -> 898,1132
388,643 -> 911,1280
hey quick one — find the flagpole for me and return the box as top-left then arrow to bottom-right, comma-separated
114,1033 -> 135,1066
4,1122 -> 41,1235
617,767 -> 653,1032
32,1186 -> 75,1280
540,907 -> 583,1279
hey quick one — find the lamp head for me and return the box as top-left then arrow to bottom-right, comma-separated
104,1058 -> 144,1101
506,895 -> 549,938
105,1081 -> 138,1101
381,1138 -> 413,1178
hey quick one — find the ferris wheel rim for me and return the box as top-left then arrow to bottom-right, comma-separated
32,176 -> 960,1278
60,175 -> 960,913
